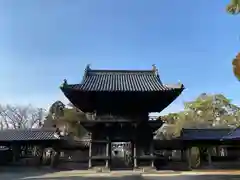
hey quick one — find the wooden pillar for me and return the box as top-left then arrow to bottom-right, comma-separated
50,150 -> 54,167
33,145 -> 43,165
133,141 -> 137,168
150,140 -> 154,168
55,151 -> 60,166
88,138 -> 92,169
133,123 -> 138,169
11,144 -> 20,162
39,146 -> 44,165
181,149 -> 185,161
11,145 -> 16,162
105,137 -> 110,168
42,148 -> 47,165
50,149 -> 60,168
186,148 -> 192,170
207,147 -> 212,166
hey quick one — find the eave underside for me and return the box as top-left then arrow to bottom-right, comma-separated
80,120 -> 163,133
80,120 -> 163,144
62,89 -> 183,113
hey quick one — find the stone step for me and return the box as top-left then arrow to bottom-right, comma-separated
91,166 -> 110,173
141,167 -> 157,173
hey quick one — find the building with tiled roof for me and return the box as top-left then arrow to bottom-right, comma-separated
0,129 -> 61,143
60,64 -> 184,171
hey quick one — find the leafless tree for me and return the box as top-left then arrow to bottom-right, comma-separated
0,104 -> 47,129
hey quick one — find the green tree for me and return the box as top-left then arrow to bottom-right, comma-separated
158,111 -> 188,139
159,93 -> 240,168
226,0 -> 240,80
232,53 -> 240,81
158,93 -> 240,140
184,93 -> 240,127
226,0 -> 240,15
45,101 -> 87,137
58,107 -> 87,137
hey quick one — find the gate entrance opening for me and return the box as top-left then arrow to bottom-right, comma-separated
111,142 -> 132,170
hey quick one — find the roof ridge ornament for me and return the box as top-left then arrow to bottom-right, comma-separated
86,64 -> 91,71
82,64 -> 91,81
60,79 -> 68,88
178,80 -> 184,89
152,64 -> 159,76
152,64 -> 160,80
178,80 -> 183,86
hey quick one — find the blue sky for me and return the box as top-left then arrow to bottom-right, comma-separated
0,0 -> 240,114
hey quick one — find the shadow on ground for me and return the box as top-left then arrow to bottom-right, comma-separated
0,166 -> 77,180
146,175 -> 240,180
0,167 -> 240,180
21,175 -> 240,180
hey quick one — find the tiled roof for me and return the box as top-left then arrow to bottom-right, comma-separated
222,128 -> 240,140
0,129 -> 61,141
61,66 -> 184,92
181,128 -> 231,140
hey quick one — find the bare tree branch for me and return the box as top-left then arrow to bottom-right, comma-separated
0,104 -> 46,129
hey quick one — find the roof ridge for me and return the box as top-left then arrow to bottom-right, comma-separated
89,69 -> 154,73
182,128 -> 231,131
85,64 -> 161,72
0,128 -> 56,132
